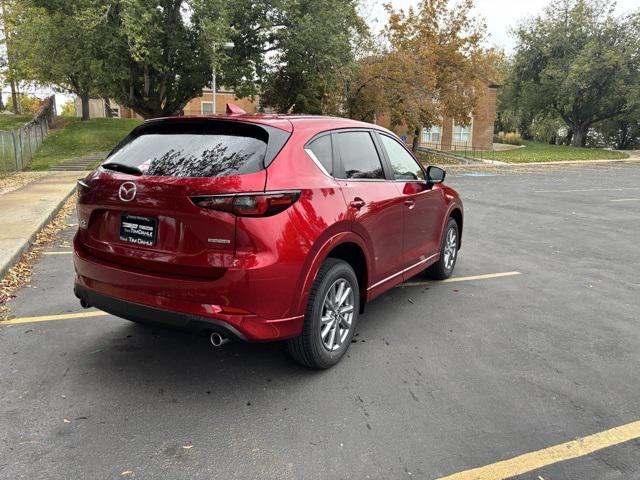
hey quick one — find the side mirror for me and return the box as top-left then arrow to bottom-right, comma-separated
427,166 -> 446,185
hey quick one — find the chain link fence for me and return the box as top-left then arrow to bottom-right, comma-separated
0,96 -> 56,173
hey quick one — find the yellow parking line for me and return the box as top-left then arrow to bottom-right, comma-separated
437,420 -> 640,480
43,251 -> 73,255
2,310 -> 108,325
3,271 -> 521,325
400,271 -> 521,287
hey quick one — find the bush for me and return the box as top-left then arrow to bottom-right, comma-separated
494,131 -> 523,145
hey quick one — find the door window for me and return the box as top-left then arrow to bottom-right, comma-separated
334,131 -> 385,180
379,135 -> 425,181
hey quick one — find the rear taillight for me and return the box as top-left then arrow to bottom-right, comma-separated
76,180 -> 90,228
192,191 -> 301,217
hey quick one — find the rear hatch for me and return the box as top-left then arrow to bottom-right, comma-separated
76,118 -> 291,278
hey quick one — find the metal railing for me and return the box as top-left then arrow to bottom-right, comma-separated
417,141 -> 485,161
0,96 -> 55,173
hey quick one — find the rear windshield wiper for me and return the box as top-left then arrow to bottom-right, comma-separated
101,162 -> 142,176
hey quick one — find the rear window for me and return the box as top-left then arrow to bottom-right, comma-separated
104,121 -> 280,178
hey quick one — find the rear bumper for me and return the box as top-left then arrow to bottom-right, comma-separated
73,245 -> 305,342
74,285 -> 247,340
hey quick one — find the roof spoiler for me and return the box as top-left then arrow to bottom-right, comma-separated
226,103 -> 246,115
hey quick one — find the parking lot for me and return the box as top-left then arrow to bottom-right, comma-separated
1,162 -> 639,479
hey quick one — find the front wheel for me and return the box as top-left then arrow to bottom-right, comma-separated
424,218 -> 459,280
287,258 -> 359,369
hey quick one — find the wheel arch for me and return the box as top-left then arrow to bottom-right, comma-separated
449,207 -> 463,247
325,242 -> 368,313
297,233 -> 371,315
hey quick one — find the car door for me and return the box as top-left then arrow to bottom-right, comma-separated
376,133 -> 446,277
332,130 -> 406,293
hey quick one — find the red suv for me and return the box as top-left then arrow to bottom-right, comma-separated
74,113 -> 463,368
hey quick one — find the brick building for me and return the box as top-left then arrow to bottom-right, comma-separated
75,87 -> 259,120
377,84 -> 498,151
182,88 -> 259,116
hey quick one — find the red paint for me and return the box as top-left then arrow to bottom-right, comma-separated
73,115 -> 463,341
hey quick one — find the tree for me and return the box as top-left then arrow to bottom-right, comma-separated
12,0 -> 231,120
6,92 -> 40,114
348,0 -> 495,151
11,0 -> 100,120
596,116 -> 640,150
96,0 -> 229,118
259,0 -> 368,115
508,0 -> 640,147
1,0 -> 21,113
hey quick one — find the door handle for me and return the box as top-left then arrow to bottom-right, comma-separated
350,198 -> 366,209
404,199 -> 415,208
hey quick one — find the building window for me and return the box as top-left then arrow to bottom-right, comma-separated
201,102 -> 214,115
422,125 -> 442,143
453,123 -> 472,144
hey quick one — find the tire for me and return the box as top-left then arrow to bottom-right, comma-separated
287,258 -> 359,369
424,217 -> 459,280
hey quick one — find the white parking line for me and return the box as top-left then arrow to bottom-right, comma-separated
399,271 -> 521,288
610,198 -> 640,202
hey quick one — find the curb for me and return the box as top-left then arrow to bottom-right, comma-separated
443,157 -> 640,169
0,185 -> 77,280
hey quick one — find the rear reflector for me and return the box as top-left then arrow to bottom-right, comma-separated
192,191 -> 301,217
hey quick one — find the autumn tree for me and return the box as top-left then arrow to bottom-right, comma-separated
348,0 -> 494,151
508,0 -> 640,147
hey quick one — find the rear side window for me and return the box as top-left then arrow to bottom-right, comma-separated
306,135 -> 333,175
334,131 -> 385,180
104,121 -> 280,178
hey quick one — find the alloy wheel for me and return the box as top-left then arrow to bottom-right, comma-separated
443,227 -> 457,270
320,278 -> 355,351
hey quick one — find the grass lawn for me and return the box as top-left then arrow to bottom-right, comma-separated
28,117 -> 142,171
0,114 -> 34,131
478,140 -> 628,163
416,150 -> 463,166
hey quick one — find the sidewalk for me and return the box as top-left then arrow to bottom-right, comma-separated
0,172 -> 85,278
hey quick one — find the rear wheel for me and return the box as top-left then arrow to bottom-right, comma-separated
424,217 -> 459,280
287,258 -> 359,369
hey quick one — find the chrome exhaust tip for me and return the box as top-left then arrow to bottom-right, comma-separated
80,299 -> 91,309
210,331 -> 230,347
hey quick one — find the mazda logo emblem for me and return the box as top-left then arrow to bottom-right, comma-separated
118,182 -> 137,202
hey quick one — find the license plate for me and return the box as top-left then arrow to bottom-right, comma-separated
120,214 -> 157,246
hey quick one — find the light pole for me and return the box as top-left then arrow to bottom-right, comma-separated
212,41 -> 235,114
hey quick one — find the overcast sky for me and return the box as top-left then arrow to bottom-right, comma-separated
368,0 -> 639,51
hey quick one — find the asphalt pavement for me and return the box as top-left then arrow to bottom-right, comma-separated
1,162 -> 639,479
